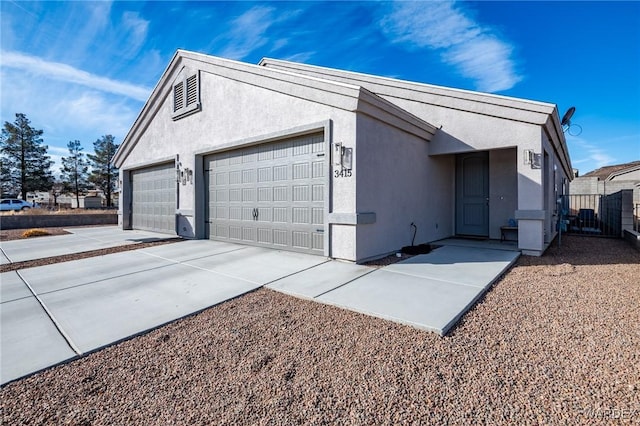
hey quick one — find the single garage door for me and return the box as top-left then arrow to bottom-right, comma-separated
131,163 -> 176,234
205,132 -> 326,255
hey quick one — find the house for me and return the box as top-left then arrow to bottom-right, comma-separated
571,160 -> 640,202
112,50 -> 573,261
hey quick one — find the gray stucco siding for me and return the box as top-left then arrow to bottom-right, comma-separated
352,113 -> 453,261
488,148 -> 518,240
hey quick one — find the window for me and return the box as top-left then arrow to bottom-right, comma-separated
172,71 -> 200,120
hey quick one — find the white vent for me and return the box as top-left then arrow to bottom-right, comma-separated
186,74 -> 198,107
172,71 -> 200,120
173,81 -> 184,112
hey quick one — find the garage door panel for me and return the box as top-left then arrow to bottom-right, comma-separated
273,207 -> 288,223
257,228 -> 271,244
205,132 -> 325,255
258,167 -> 272,182
273,229 -> 288,246
292,207 -> 309,224
257,187 -> 271,202
229,206 -> 241,220
273,165 -> 288,181
242,227 -> 255,242
273,186 -> 288,202
312,161 -> 325,178
292,163 -> 310,180
292,185 -> 309,202
229,226 -> 241,240
242,207 -> 253,221
256,207 -> 272,222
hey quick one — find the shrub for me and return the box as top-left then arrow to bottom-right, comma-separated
21,228 -> 51,238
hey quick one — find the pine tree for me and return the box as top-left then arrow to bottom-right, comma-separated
88,135 -> 119,208
61,140 -> 89,208
0,113 -> 54,198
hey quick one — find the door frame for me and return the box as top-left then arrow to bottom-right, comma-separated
196,120 -> 332,257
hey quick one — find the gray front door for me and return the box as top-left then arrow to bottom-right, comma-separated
456,152 -> 489,237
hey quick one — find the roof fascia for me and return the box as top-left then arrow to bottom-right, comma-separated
259,57 -> 556,125
607,164 -> 640,181
356,87 -> 437,141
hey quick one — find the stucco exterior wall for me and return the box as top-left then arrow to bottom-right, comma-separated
394,101 -> 534,155
352,113 -> 453,261
488,148 -> 518,240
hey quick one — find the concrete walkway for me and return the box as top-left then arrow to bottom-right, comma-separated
0,226 -> 173,264
1,229 -> 519,385
268,245 -> 520,335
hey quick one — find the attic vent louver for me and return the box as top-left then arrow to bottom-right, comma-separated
173,81 -> 184,113
172,70 -> 200,120
186,75 -> 198,107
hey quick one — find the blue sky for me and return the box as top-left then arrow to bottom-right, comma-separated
1,1 -> 639,176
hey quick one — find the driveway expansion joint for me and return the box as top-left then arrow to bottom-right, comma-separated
0,246 -> 12,263
312,267 -> 378,298
262,259 -> 333,287
15,270 -> 83,356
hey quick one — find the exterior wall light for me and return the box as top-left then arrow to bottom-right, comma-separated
333,142 -> 353,169
524,149 -> 541,169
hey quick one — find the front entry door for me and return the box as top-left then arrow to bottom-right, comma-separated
456,152 -> 489,237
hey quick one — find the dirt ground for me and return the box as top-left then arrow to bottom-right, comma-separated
0,227 -> 71,241
1,236 -> 639,425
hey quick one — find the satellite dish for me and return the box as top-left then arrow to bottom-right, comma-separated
561,106 -> 582,135
561,106 -> 575,127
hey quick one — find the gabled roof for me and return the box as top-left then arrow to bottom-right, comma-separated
113,50 -> 436,167
260,57 -> 556,123
259,57 -> 573,178
583,160 -> 640,180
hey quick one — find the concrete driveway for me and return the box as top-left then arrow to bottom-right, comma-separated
1,239 -> 328,384
0,226 -> 174,264
1,228 -> 519,385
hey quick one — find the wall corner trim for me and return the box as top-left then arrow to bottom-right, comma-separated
515,210 -> 546,220
328,212 -> 376,225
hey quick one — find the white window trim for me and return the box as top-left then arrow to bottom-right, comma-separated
172,70 -> 201,120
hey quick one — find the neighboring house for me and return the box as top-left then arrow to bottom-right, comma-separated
112,50 -> 572,261
571,161 -> 640,203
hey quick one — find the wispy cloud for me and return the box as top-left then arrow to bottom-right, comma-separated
214,6 -> 304,61
566,135 -> 616,171
120,11 -> 150,58
379,1 -> 522,92
281,51 -> 315,63
1,50 -> 151,101
1,65 -> 138,164
216,6 -> 278,60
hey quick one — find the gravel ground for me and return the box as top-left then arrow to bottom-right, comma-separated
1,236 -> 639,424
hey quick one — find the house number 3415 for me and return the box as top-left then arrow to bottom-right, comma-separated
334,169 -> 352,178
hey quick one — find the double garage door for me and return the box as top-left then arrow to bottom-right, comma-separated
131,163 -> 176,234
205,133 -> 326,255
